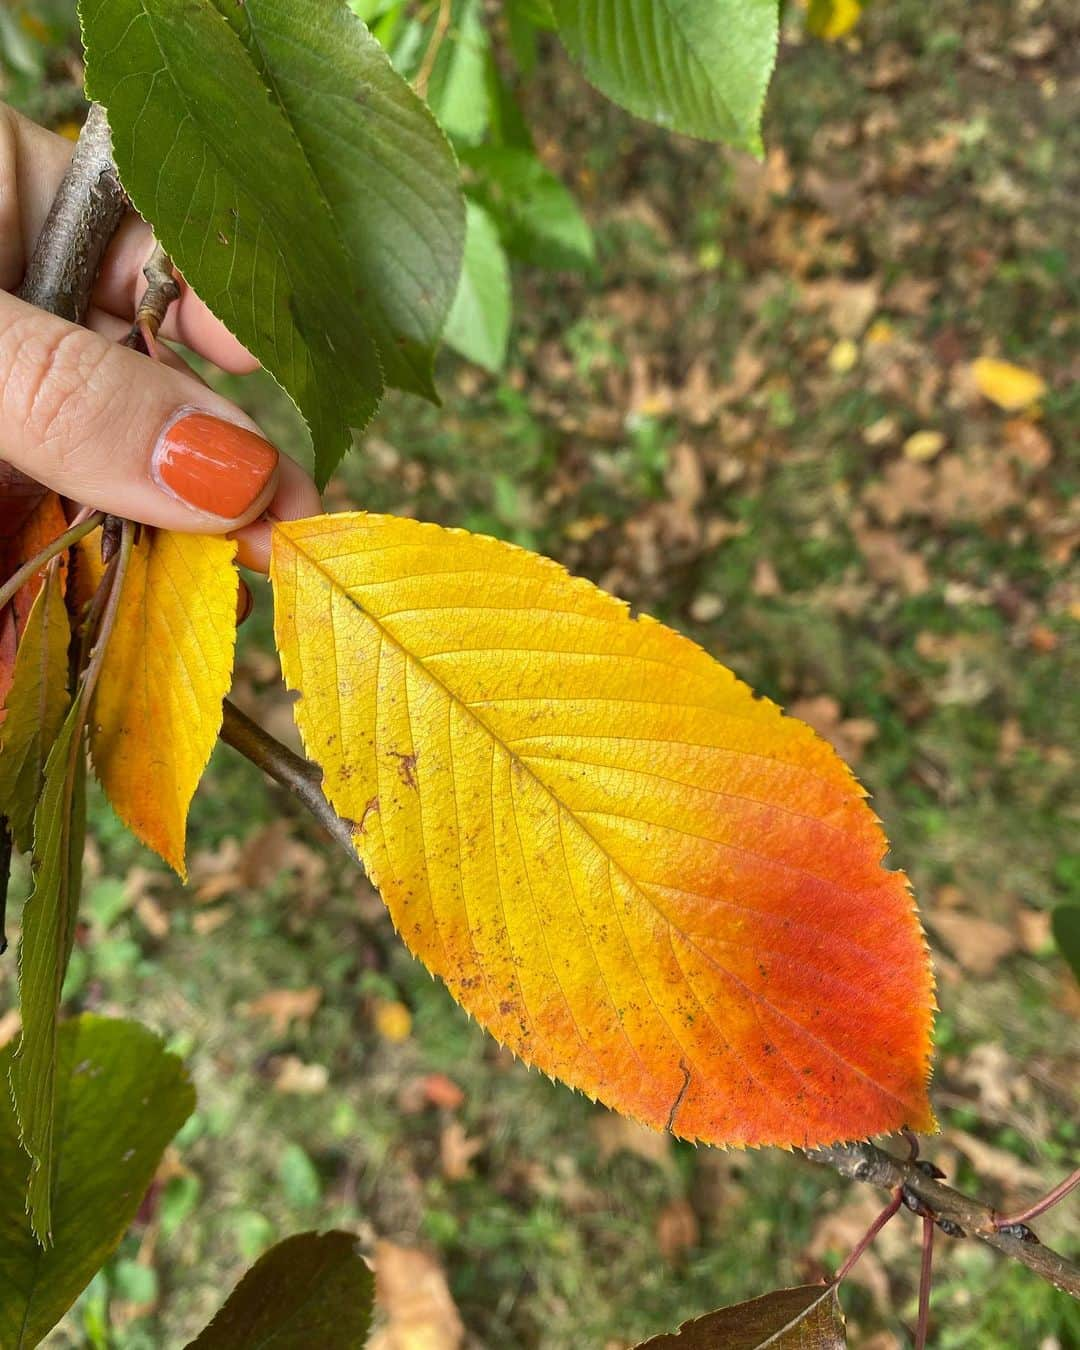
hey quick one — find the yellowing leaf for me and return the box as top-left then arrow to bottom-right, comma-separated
90,531 -> 238,878
970,357 -> 1047,411
271,515 -> 934,1148
807,0 -> 863,42
0,562 -> 71,852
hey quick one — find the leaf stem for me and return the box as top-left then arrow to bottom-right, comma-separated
0,513 -> 106,616
995,1167 -> 1080,1230
0,818 -> 10,955
218,700 -> 361,860
833,1188 -> 903,1285
915,1216 -> 934,1350
78,521 -> 134,712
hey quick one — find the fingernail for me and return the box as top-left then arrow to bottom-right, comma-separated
152,411 -> 278,519
236,579 -> 254,626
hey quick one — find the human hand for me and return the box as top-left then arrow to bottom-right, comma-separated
0,103 -> 321,572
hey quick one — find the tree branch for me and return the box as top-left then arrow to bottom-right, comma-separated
16,103 -> 128,322
805,1141 -> 1080,1298
219,700 -> 361,861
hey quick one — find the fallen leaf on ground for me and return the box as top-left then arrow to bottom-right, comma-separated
374,1000 -> 413,1043
241,987 -> 323,1037
787,696 -> 878,765
931,911 -> 1017,977
656,1197 -> 699,1263
269,1055 -> 329,1095
592,1113 -> 672,1170
369,1241 -> 464,1350
440,1121 -> 484,1181
971,357 -> 1046,411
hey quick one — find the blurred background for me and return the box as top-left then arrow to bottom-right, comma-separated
1,1 -> 1077,1345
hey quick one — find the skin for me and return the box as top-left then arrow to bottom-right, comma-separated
0,103 -> 322,573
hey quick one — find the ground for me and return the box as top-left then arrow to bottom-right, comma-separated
1,1 -> 1077,1346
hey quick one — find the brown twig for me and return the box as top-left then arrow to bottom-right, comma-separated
805,1141 -> 1080,1298
218,700 -> 360,860
16,103 -> 127,322
123,241 -> 180,357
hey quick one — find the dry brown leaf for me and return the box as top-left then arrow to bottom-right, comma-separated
855,527 -> 930,597
656,1197 -> 699,1263
241,986 -> 322,1037
931,449 -> 1020,524
801,278 -> 880,337
370,1240 -> 465,1350
945,1130 -> 1045,1191
270,1055 -> 329,1095
592,1113 -> 672,1169
862,459 -> 934,526
787,696 -> 878,765
931,912 -> 1017,977
440,1121 -> 484,1181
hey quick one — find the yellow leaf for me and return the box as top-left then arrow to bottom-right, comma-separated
0,562 -> 71,852
90,531 -> 238,878
271,515 -> 934,1148
807,0 -> 863,42
971,357 -> 1047,411
374,999 -> 413,1043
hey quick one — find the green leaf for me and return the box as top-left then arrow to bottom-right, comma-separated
81,0 -> 398,483
211,0 -> 464,402
463,146 -> 594,271
443,201 -> 511,373
0,1016 -> 195,1348
421,0 -> 491,145
8,690 -> 87,1244
635,1284 -> 846,1348
0,562 -> 70,854
278,1143 -> 322,1210
551,0 -> 780,152
1052,905 -> 1080,983
186,1231 -> 373,1349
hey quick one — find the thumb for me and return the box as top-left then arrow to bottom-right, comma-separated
0,291 -> 279,531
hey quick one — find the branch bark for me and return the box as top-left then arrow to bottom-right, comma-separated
805,1141 -> 1080,1298
16,103 -> 128,322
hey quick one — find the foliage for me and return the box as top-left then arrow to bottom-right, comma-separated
0,1016 -> 194,1346
1,0 -> 1076,1344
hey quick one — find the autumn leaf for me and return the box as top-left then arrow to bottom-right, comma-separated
271,514 -> 934,1148
807,0 -> 863,43
970,357 -> 1047,411
9,688 -> 88,1243
634,1284 -> 846,1348
0,469 -> 68,713
89,531 -> 238,878
187,1231 -> 373,1350
0,562 -> 71,852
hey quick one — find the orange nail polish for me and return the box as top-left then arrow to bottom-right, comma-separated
153,411 -> 278,519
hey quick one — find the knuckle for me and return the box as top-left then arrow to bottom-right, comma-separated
0,315 -> 114,461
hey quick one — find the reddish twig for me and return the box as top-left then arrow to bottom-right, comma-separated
915,1216 -> 934,1350
995,1167 -> 1080,1231
834,1188 -> 904,1285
